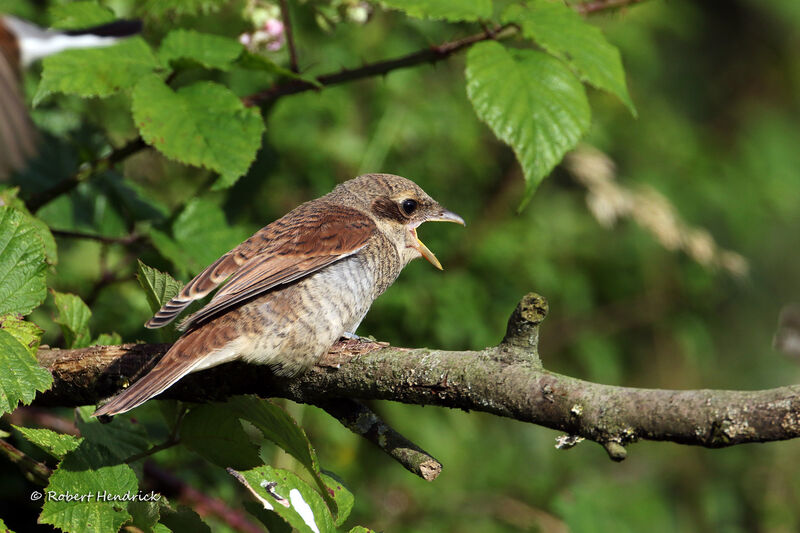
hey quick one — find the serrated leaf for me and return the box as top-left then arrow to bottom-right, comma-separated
40,441 -> 138,533
228,396 -> 337,517
380,0 -> 491,21
35,37 -> 158,105
181,404 -> 262,469
0,329 -> 52,414
503,1 -> 635,115
52,291 -> 92,349
137,260 -> 183,313
132,75 -> 264,187
0,188 -> 57,265
48,2 -> 115,29
232,465 -> 336,533
13,426 -> 81,459
0,207 -> 48,315
75,406 -> 151,462
466,42 -> 590,208
0,314 -> 42,357
321,471 -> 354,527
160,29 -> 243,71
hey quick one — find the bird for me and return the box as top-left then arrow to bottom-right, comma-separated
93,173 -> 465,417
0,15 -> 141,179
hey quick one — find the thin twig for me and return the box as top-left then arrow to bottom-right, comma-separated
51,229 -> 143,245
316,398 -> 442,481
124,404 -> 185,463
572,0 -> 648,15
27,137 -> 146,213
0,439 -> 52,486
278,0 -> 299,73
242,24 -> 518,107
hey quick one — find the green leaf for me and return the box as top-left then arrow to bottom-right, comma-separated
321,471 -> 354,527
348,528 -> 376,533
48,1 -> 116,29
127,499 -> 161,533
0,314 -> 42,357
0,188 -> 57,265
151,199 -> 248,275
181,404 -> 262,469
160,29 -> 243,71
13,426 -> 81,459
232,465 -> 336,533
137,260 -> 183,313
0,517 -> 13,533
35,37 -> 159,105
466,42 -> 591,208
138,0 -> 228,18
52,291 -> 92,349
0,329 -> 52,414
93,332 -> 122,346
131,75 -> 265,188
228,396 -> 338,517
503,1 -> 635,115
0,207 -> 48,315
40,441 -> 138,533
237,51 -> 323,88
75,406 -> 151,462
159,504 -> 212,533
380,0 -> 492,21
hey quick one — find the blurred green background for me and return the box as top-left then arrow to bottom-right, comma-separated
5,0 -> 800,531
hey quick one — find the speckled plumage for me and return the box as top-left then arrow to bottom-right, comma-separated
94,174 -> 464,416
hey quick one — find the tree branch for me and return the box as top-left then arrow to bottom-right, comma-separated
572,0 -> 648,15
278,0 -> 299,73
241,24 -> 518,107
33,294 -> 800,462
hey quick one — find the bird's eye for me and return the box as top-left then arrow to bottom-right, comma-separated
401,199 -> 418,215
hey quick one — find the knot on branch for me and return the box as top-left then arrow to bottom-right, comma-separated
501,293 -> 548,361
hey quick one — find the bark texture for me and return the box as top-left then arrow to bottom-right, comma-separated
34,293 -> 800,460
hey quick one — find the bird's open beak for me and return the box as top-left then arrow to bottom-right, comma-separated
411,209 -> 465,270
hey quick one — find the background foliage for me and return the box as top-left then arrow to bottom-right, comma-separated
1,0 -> 800,531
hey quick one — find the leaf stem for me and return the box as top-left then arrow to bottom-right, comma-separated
278,0 -> 299,73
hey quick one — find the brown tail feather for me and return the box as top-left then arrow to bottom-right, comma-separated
92,351 -> 202,417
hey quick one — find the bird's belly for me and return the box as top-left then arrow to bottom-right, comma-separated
238,255 -> 378,374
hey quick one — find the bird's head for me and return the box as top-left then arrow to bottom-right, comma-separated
342,173 -> 465,269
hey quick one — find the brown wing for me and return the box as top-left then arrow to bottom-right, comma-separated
146,202 -> 376,329
0,22 -> 37,180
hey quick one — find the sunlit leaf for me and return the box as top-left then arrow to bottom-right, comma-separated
466,42 -> 590,208
0,329 -> 52,414
13,426 -> 81,459
0,208 -> 48,315
131,75 -> 264,188
503,1 -> 636,115
48,2 -> 115,29
380,0 -> 491,21
232,464 -> 336,533
35,37 -> 159,104
52,291 -> 92,349
0,314 -> 42,357
40,441 -> 138,533
160,29 -> 243,71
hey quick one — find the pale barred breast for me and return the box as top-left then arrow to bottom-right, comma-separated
239,234 -> 402,373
